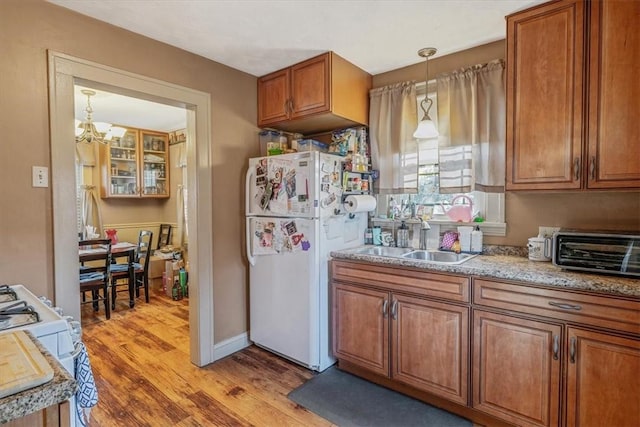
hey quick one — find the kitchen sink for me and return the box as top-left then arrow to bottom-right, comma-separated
402,250 -> 477,264
354,246 -> 413,257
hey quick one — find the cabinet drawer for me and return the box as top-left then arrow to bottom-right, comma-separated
332,260 -> 470,303
473,279 -> 640,335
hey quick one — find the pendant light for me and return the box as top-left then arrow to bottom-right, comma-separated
413,47 -> 439,139
75,89 -> 126,144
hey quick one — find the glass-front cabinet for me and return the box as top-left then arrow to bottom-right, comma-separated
100,127 -> 169,199
141,131 -> 169,196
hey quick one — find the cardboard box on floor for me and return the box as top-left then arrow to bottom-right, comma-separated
165,260 -> 181,297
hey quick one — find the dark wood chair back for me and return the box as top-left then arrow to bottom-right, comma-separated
157,224 -> 172,249
78,239 -> 112,319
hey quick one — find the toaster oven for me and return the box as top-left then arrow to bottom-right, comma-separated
552,229 -> 640,277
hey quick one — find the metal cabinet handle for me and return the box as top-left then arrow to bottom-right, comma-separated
589,156 -> 596,180
573,157 -> 581,181
382,299 -> 389,318
284,99 -> 289,115
553,335 -> 559,360
548,301 -> 582,311
288,99 -> 294,115
570,336 -> 577,363
391,300 -> 398,320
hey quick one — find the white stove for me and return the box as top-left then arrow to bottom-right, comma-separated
1,284 -> 80,427
0,284 -> 75,361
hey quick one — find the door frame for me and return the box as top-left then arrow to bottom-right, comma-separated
48,51 -> 215,366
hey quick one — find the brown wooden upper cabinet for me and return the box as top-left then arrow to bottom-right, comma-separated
257,52 -> 372,134
506,0 -> 640,191
99,127 -> 170,199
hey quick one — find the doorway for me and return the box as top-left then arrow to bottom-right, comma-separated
49,52 -> 215,366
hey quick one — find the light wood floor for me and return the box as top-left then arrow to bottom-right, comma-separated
81,289 -> 335,427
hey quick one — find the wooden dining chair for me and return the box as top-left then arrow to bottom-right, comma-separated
79,239 -> 112,320
111,230 -> 153,308
157,224 -> 172,249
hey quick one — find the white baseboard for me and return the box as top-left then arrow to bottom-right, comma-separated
212,332 -> 251,361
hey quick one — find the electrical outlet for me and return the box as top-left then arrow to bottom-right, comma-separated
538,226 -> 561,238
32,166 -> 48,188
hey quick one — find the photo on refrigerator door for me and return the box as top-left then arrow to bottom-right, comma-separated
252,218 -> 310,255
252,156 -> 311,216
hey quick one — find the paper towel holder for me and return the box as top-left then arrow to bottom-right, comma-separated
341,201 -> 358,219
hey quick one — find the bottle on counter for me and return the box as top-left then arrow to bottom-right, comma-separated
397,221 -> 409,248
471,225 -> 483,253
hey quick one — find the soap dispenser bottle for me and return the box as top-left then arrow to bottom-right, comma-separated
471,225 -> 483,253
397,221 -> 409,248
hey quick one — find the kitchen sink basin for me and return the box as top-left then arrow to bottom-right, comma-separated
355,246 -> 413,257
402,250 -> 477,264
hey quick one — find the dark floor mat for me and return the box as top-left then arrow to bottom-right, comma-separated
288,366 -> 472,427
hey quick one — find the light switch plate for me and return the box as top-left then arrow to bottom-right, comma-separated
32,166 -> 48,188
538,226 -> 561,238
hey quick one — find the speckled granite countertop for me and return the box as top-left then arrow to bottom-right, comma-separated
330,245 -> 640,298
0,331 -> 77,424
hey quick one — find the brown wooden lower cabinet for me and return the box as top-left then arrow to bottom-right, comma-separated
331,260 -> 640,427
393,295 -> 469,405
333,283 -> 389,376
472,310 -> 562,427
331,261 -> 471,406
565,328 -> 640,427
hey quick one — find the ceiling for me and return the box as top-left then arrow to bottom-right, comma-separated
64,0 -> 545,132
74,85 -> 187,132
50,0 -> 543,77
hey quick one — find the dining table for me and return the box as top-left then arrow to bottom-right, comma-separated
79,242 -> 138,308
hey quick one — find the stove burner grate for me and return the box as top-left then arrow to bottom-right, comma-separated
0,300 -> 41,331
0,284 -> 18,303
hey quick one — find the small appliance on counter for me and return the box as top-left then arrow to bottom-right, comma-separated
552,229 -> 640,277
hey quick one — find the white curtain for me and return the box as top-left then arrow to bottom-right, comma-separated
437,59 -> 505,193
369,82 -> 419,194
79,185 -> 103,238
175,184 -> 187,248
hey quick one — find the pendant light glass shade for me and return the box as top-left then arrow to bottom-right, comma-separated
75,89 -> 126,144
413,47 -> 439,139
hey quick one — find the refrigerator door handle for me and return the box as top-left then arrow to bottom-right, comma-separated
246,217 -> 256,266
245,165 -> 255,214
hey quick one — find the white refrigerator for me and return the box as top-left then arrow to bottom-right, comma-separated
245,151 -> 367,371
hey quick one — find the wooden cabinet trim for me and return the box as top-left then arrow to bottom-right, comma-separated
256,51 -> 371,133
586,0 -> 640,189
473,278 -> 640,336
332,283 -> 390,376
332,260 -> 470,303
392,294 -> 469,405
506,0 -> 585,191
289,53 -> 331,118
257,68 -> 290,126
565,327 -> 640,426
473,309 -> 562,426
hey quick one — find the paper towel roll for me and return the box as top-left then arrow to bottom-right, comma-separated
344,195 -> 377,213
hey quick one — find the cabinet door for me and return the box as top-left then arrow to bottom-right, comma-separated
257,68 -> 290,127
103,129 -> 139,198
290,53 -> 330,119
392,295 -> 469,405
587,0 -> 640,189
473,310 -> 561,427
506,0 -> 585,190
332,283 -> 389,377
140,131 -> 169,197
566,328 -> 640,427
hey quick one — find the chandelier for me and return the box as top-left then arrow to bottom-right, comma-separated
75,89 -> 126,144
413,47 -> 439,139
